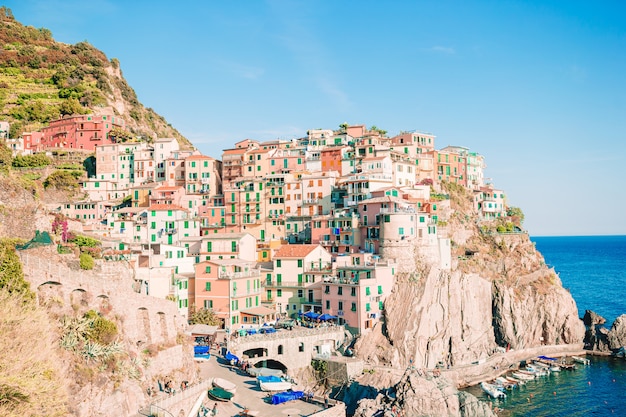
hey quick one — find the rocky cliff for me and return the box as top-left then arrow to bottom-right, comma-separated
348,184 -> 585,416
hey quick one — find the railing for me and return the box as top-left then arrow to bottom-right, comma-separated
218,270 -> 261,279
139,378 -> 214,417
231,325 -> 345,345
379,207 -> 417,214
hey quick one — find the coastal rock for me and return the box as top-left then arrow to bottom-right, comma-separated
350,369 -> 495,417
607,314 -> 626,351
582,310 -> 611,352
492,272 -> 585,349
583,310 -> 606,326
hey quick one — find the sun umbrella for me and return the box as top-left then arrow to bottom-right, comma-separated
303,311 -> 320,319
318,313 -> 337,321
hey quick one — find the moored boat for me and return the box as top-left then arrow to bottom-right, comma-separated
257,375 -> 293,392
481,382 -> 506,399
512,371 -> 535,381
572,356 -> 590,365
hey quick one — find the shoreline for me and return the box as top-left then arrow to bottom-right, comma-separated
439,343 -> 587,388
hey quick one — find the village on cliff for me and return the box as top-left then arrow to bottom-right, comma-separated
1,112 -> 510,337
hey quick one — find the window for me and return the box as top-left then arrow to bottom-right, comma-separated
326,300 -> 330,309
276,260 -> 282,267
351,302 -> 357,311
298,289 -> 303,298
338,301 -> 343,311
351,287 -> 356,297
278,345 -> 284,355
231,241 -> 237,252
297,259 -> 303,268
207,242 -> 212,252
378,285 -> 383,294
325,285 -> 330,294
338,287 -> 343,295
365,287 -> 371,296
299,343 -> 304,352
277,289 -> 282,297
205,282 -> 211,291
205,266 -> 211,274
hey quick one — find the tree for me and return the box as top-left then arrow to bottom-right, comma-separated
0,239 -> 34,300
188,307 -> 221,326
506,206 -> 525,225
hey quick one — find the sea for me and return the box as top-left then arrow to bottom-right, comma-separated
465,235 -> 626,417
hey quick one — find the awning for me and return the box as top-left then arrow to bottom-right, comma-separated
240,306 -> 276,316
187,324 -> 218,336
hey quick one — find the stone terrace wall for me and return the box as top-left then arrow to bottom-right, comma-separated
18,248 -> 186,347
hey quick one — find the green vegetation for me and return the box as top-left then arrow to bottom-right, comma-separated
506,206 -> 525,225
0,238 -> 34,300
0,6 -> 191,147
79,253 -> 94,270
11,153 -> 51,168
188,307 -> 221,326
83,310 -> 118,345
43,170 -> 81,189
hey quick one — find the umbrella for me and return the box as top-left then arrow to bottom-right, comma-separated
303,311 -> 320,319
318,313 -> 337,321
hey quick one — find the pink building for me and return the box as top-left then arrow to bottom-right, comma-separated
192,259 -> 271,329
33,113 -> 125,152
321,256 -> 396,334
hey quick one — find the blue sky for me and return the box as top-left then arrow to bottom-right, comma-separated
4,0 -> 626,236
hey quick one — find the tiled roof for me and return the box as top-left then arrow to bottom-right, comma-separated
274,244 -> 319,258
186,154 -> 213,160
148,204 -> 187,211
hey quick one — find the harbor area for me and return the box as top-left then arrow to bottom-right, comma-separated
195,350 -> 345,417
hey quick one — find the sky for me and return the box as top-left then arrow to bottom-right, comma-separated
4,0 -> 626,237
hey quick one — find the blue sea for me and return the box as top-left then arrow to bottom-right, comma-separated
466,235 -> 626,416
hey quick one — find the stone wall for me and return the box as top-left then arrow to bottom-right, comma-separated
19,248 -> 187,347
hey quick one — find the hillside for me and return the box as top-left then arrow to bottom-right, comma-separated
0,7 -> 192,148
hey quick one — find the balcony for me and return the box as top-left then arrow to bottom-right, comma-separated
263,280 -> 306,287
302,198 -> 319,205
165,228 -> 177,235
305,263 -> 333,273
218,270 -> 261,279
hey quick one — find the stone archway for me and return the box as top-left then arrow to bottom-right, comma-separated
243,347 -> 268,360
137,307 -> 152,345
37,281 -> 64,310
157,311 -> 168,343
70,288 -> 89,311
96,295 -> 112,315
251,358 -> 288,373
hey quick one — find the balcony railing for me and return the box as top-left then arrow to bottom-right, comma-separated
218,270 -> 261,279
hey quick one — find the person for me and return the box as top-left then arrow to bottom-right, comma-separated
211,402 -> 218,416
324,393 -> 329,408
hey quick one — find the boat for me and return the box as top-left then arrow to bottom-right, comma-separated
213,377 -> 237,394
194,352 -> 211,362
257,375 -> 293,392
495,377 -> 516,389
480,382 -> 506,399
506,376 -> 525,385
247,367 -> 284,378
549,365 -> 561,372
511,371 -> 535,381
207,387 -> 234,402
572,356 -> 590,365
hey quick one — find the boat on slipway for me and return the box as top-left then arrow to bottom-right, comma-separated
257,375 -> 293,392
213,377 -> 237,394
480,382 -> 507,399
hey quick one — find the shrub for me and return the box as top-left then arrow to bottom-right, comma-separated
12,153 -> 52,168
79,253 -> 94,270
84,310 -> 117,345
43,170 -> 79,189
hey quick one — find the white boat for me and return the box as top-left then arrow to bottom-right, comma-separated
512,371 -> 535,381
480,382 -> 506,399
257,375 -> 293,392
506,376 -> 525,385
572,356 -> 590,365
549,365 -> 561,372
213,377 -> 237,394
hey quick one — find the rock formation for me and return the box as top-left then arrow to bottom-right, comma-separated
349,185 -> 586,416
584,312 -> 626,353
349,368 -> 495,417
